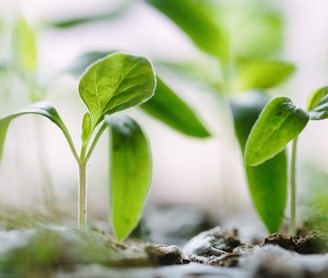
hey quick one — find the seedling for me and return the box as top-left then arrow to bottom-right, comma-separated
0,52 -> 156,242
244,86 -> 328,235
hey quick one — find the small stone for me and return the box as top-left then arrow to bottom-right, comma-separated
145,244 -> 185,265
183,226 -> 241,264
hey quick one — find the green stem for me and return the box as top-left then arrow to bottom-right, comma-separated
78,162 -> 87,227
290,137 -> 298,236
77,123 -> 107,227
85,123 -> 107,161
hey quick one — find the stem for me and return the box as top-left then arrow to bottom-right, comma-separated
85,123 -> 107,161
78,162 -> 87,227
63,129 -> 80,163
77,123 -> 107,227
289,137 -> 298,236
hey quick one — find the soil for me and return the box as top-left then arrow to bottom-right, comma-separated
0,206 -> 328,277
263,230 -> 328,254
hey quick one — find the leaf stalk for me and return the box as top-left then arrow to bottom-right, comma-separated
289,137 -> 298,236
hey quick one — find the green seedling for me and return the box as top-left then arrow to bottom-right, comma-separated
244,86 -> 328,235
0,52 -> 156,242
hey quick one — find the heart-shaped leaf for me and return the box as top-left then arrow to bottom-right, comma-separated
78,53 -> 156,127
0,101 -> 72,160
245,97 -> 309,166
106,115 -> 151,242
141,78 -> 210,138
306,86 -> 328,120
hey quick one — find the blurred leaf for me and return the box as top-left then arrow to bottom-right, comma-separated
245,97 -> 309,166
0,101 -> 71,161
234,60 -> 295,91
51,1 -> 134,28
78,53 -> 156,127
12,17 -> 37,73
306,86 -> 328,120
232,8 -> 284,60
141,78 -> 210,137
145,0 -> 228,62
69,51 -> 114,77
230,91 -> 287,233
107,115 -> 151,242
155,60 -> 222,91
246,151 -> 287,233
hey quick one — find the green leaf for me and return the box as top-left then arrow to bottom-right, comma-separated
141,78 -> 210,138
230,91 -> 269,151
12,17 -> 37,73
0,101 -> 72,160
245,97 -> 309,166
230,91 -> 287,233
234,60 -> 295,91
246,151 -> 287,233
107,115 -> 151,242
306,86 -> 328,120
81,113 -> 91,141
145,0 -> 228,62
78,53 -> 156,127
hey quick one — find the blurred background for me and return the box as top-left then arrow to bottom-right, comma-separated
1,0 -> 328,227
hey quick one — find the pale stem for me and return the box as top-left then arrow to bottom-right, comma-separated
78,162 -> 87,227
77,123 -> 106,227
289,137 -> 298,236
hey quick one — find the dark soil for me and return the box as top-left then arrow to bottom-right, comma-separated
263,230 -> 328,254
183,225 -> 328,269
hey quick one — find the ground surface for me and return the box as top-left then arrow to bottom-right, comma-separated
0,205 -> 328,277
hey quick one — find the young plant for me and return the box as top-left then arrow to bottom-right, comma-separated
244,86 -> 328,235
0,52 -> 157,242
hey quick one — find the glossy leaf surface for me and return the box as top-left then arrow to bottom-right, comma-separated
306,86 -> 328,120
0,101 -> 71,160
245,97 -> 309,166
141,78 -> 210,137
78,53 -> 156,127
107,115 -> 151,242
234,60 -> 295,91
230,91 -> 287,233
